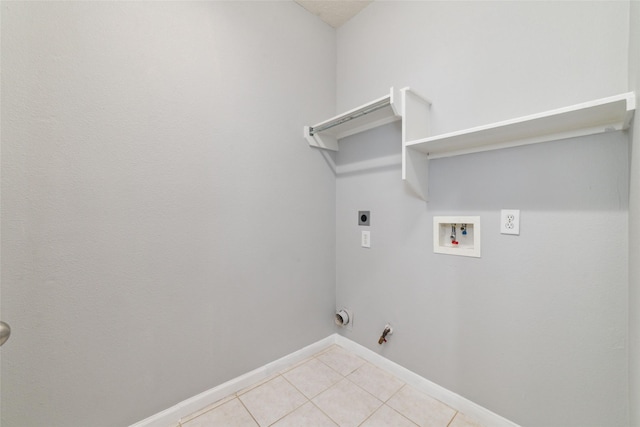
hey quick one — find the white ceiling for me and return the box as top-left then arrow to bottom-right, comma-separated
294,0 -> 373,28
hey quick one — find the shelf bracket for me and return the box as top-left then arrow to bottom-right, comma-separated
304,126 -> 339,151
304,86 -> 432,201
304,87 -> 403,152
308,98 -> 392,136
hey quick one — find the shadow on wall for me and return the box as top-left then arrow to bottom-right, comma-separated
316,120 -> 629,211
428,130 -> 629,212
330,122 -> 403,177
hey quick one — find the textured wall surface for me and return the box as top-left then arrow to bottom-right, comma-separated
336,2 -> 630,426
1,2 -> 336,426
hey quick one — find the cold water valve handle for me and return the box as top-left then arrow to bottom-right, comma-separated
378,324 -> 393,345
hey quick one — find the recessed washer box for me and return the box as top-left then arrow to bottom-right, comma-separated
433,216 -> 481,258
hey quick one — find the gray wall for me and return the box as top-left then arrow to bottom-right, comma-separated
336,2 -> 630,427
0,2 -> 336,426
2,1 -> 636,427
628,1 -> 640,425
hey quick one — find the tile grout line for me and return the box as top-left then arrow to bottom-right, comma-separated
447,410 -> 460,427
180,344 -> 481,427
285,352 -> 345,427
380,403 -> 421,427
310,351 -> 389,427
138,336 -> 498,427
346,381 -> 418,427
267,374 -> 311,426
277,347 -> 408,427
237,373 -> 304,427
236,395 -> 261,427
314,352 -> 346,377
308,399 -> 341,427
280,352 -> 344,426
343,364 -> 405,404
285,347 -> 356,427
317,346 -> 368,377
179,393 -> 237,425
353,399 -> 385,427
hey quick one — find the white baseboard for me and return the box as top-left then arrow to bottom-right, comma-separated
129,335 -> 335,427
130,334 -> 519,427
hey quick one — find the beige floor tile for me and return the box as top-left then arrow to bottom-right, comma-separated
347,362 -> 405,402
181,398 -> 257,427
270,402 -> 338,427
386,385 -> 456,427
360,404 -> 419,427
283,357 -> 343,399
316,346 -> 366,376
176,346 -> 487,427
449,412 -> 485,427
238,375 -> 307,427
312,378 -> 383,427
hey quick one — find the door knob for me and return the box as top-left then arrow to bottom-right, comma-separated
0,321 -> 11,347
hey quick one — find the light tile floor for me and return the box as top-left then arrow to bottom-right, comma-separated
177,345 -> 484,427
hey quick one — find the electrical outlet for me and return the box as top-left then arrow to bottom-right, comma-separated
361,230 -> 371,248
501,209 -> 520,235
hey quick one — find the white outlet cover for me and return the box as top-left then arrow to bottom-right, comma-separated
361,230 -> 371,248
501,209 -> 520,235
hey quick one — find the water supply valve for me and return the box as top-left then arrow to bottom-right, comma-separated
378,324 -> 393,345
